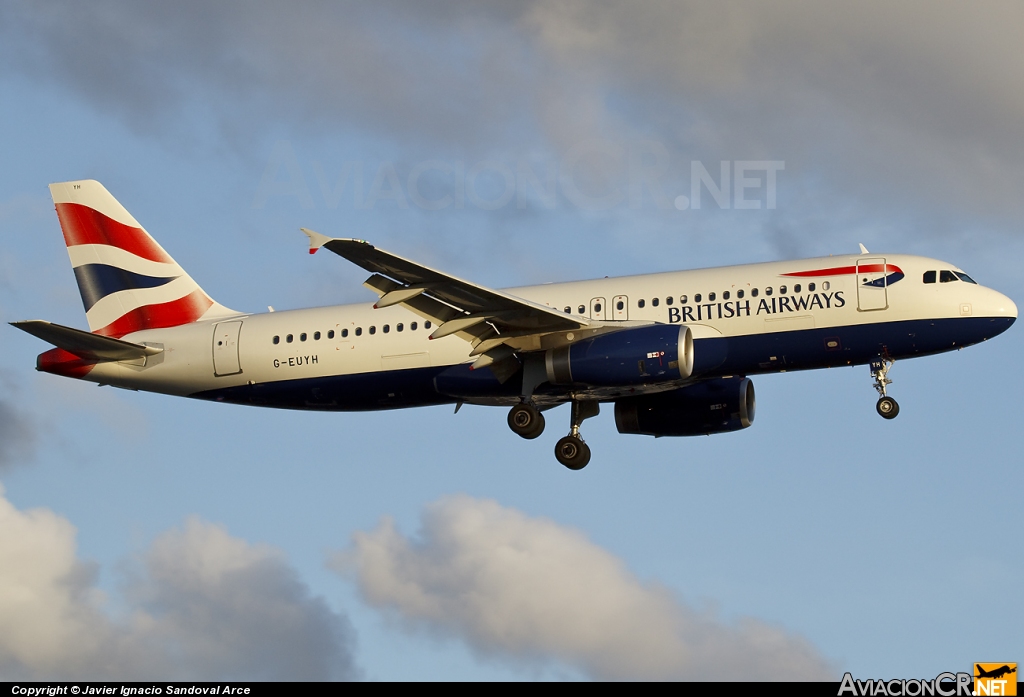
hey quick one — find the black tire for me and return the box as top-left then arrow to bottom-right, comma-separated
508,403 -> 545,439
555,435 -> 591,470
876,396 -> 900,419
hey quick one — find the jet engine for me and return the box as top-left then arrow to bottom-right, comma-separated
614,377 -> 755,437
545,324 -> 693,387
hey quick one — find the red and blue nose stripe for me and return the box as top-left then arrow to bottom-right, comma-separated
783,263 -> 904,287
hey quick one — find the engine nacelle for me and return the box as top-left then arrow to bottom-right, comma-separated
614,377 -> 755,437
545,324 -> 693,387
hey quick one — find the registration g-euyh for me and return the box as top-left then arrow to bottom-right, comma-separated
12,180 -> 1017,469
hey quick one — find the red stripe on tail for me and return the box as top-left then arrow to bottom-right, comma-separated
37,347 -> 96,379
55,202 -> 174,263
94,289 -> 214,338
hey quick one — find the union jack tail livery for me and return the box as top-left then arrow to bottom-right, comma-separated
49,180 -> 235,338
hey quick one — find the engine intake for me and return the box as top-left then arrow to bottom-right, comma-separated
545,324 -> 693,387
614,377 -> 755,437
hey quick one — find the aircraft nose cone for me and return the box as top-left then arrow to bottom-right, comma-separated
1003,293 -> 1018,319
981,290 -> 1016,338
980,288 -> 1017,319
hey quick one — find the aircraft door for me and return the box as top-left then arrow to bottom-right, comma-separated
213,321 -> 243,376
612,295 -> 629,320
590,297 -> 607,321
856,258 -> 889,312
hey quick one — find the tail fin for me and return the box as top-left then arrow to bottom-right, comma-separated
49,180 -> 237,338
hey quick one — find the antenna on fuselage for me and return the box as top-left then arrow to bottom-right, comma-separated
858,243 -> 870,254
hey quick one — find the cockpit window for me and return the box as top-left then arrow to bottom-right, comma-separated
954,271 -> 977,284
939,270 -> 958,283
923,271 -> 936,284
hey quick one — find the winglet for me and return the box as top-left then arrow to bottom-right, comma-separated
301,228 -> 333,255
858,243 -> 870,254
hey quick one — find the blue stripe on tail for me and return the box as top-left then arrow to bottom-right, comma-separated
72,263 -> 179,311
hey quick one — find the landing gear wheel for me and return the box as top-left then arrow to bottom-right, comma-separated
555,435 -> 591,470
508,403 -> 545,439
876,396 -> 900,419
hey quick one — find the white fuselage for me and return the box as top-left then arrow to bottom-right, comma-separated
72,253 -> 1017,407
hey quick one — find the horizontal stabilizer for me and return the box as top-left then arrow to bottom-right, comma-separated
10,320 -> 163,361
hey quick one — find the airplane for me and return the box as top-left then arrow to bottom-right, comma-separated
975,665 -> 1016,680
10,180 -> 1018,470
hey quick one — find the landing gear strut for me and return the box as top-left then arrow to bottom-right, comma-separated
508,402 -> 545,439
870,357 -> 899,420
555,400 -> 599,470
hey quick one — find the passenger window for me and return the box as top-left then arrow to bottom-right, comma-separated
680,295 -> 687,304
411,322 -> 418,330
940,270 -> 958,283
397,323 -> 404,332
709,292 -> 716,302
723,291 -> 730,300
923,271 -> 936,284
737,290 -> 744,299
651,298 -> 659,307
300,333 -> 307,342
955,272 -> 977,284
425,321 -> 432,329
808,283 -> 815,292
665,296 -> 673,306
342,329 -> 349,338
794,284 -> 801,293
273,336 -> 280,344
822,281 -> 830,291
594,303 -> 602,312
314,331 -> 321,340
638,299 -> 645,308
369,326 -> 376,335
751,288 -> 759,297
355,327 -> 362,336
564,306 -> 571,313
383,325 -> 390,333
328,330 -> 335,339
694,293 -> 702,303
578,305 -> 585,314
286,334 -> 294,343
766,287 -> 773,296
616,300 -> 624,310
779,286 -> 787,295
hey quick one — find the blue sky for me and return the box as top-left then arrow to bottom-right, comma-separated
1,1 -> 1022,681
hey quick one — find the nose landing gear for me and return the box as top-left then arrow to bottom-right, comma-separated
555,400 -> 599,470
870,357 -> 899,420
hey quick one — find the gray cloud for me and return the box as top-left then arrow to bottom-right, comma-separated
4,0 -> 1022,260
0,399 -> 35,470
334,495 -> 833,680
0,493 -> 358,681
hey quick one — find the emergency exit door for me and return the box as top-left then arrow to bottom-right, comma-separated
612,295 -> 629,320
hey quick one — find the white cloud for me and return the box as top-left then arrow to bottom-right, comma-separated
335,495 -> 833,680
0,486 -> 357,680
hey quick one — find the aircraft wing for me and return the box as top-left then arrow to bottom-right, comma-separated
302,230 -> 594,377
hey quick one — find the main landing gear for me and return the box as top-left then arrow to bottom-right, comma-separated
506,399 -> 599,470
508,402 -> 545,439
555,400 -> 599,470
870,357 -> 899,420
